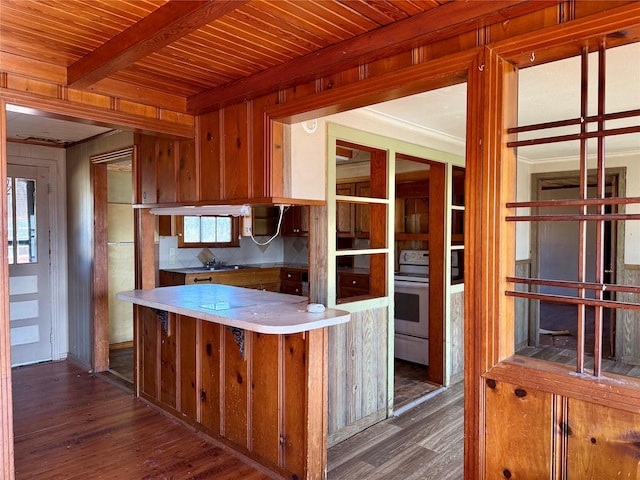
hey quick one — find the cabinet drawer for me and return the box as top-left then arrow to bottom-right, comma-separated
185,274 -> 215,284
280,269 -> 302,282
338,273 -> 369,290
281,281 -> 303,296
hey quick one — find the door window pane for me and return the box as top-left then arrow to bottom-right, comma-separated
7,177 -> 37,264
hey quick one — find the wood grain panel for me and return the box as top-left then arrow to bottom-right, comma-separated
141,307 -> 159,399
449,289 -> 465,383
328,308 -> 388,445
251,93 -> 279,198
223,325 -> 248,447
177,137 -> 197,202
222,103 -> 250,200
200,321 -> 221,433
136,133 -> 157,204
284,333 -> 306,477
179,315 -> 197,419
618,266 -> 640,365
160,314 -> 177,409
567,398 -> 640,478
197,110 -> 222,201
250,332 -> 280,465
484,378 -> 553,478
514,261 -> 531,350
156,136 -> 175,204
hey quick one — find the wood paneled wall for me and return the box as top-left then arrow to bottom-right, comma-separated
485,374 -> 640,478
327,307 -> 388,447
619,265 -> 640,365
66,131 -> 135,368
449,289 -> 465,384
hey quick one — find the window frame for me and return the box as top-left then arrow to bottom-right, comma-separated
175,215 -> 240,248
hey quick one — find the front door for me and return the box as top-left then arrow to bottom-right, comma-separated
7,164 -> 52,366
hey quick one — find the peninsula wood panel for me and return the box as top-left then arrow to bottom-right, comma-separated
200,321 -> 222,433
223,324 -> 249,448
141,306 -> 159,399
135,307 -> 327,479
160,314 -> 177,409
179,315 -> 197,419
251,332 -> 280,465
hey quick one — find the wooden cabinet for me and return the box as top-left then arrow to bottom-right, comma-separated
336,181 -> 370,238
251,206 -> 280,236
395,179 -> 429,241
280,268 -> 308,296
336,183 -> 355,237
282,206 -> 309,236
355,182 -> 370,238
135,133 -> 196,205
337,271 -> 370,299
159,268 -> 281,292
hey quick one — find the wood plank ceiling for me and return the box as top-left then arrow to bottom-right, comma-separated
0,0 -> 547,115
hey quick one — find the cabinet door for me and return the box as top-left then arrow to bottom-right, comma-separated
283,206 -> 309,236
336,183 -> 355,237
177,139 -> 197,202
137,133 -> 157,204
157,137 -> 176,203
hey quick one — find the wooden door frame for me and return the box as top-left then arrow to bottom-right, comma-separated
91,147 -> 135,373
528,168 -> 625,350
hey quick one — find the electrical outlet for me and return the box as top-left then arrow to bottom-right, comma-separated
169,247 -> 176,265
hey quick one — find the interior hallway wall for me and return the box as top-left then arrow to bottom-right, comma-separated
66,131 -> 134,367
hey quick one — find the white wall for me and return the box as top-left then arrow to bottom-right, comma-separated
517,151 -> 640,265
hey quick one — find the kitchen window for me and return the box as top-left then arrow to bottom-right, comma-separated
176,215 -> 240,248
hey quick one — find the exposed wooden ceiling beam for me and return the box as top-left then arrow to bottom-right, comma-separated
187,0 -> 558,115
67,0 -> 248,89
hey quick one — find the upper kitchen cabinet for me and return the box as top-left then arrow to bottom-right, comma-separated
197,95 -> 320,204
135,133 -> 197,205
282,205 -> 309,236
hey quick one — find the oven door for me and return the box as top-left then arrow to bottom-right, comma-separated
393,280 -> 429,338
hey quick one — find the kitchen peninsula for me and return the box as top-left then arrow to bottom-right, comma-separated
117,284 -> 350,480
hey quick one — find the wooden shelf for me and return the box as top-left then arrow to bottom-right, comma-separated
394,233 -> 429,241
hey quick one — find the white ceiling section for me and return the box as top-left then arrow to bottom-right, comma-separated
4,42 -> 638,158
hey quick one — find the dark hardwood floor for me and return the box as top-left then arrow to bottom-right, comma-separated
12,361 -> 276,480
109,344 -> 134,383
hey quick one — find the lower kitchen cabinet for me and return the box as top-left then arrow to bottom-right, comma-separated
159,267 -> 281,291
337,271 -> 370,299
280,267 -> 308,296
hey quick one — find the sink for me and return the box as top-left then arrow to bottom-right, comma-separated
206,264 -> 253,271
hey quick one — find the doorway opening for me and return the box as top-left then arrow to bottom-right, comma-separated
91,148 -> 135,384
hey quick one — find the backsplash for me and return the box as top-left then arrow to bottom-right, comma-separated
158,235 -> 308,269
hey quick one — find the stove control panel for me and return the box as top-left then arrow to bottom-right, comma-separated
398,250 -> 429,266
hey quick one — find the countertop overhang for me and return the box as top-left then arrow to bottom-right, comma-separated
117,284 -> 349,334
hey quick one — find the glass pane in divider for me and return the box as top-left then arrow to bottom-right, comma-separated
7,178 -> 14,264
15,178 -> 36,264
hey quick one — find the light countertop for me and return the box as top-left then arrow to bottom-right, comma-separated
117,284 -> 348,334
